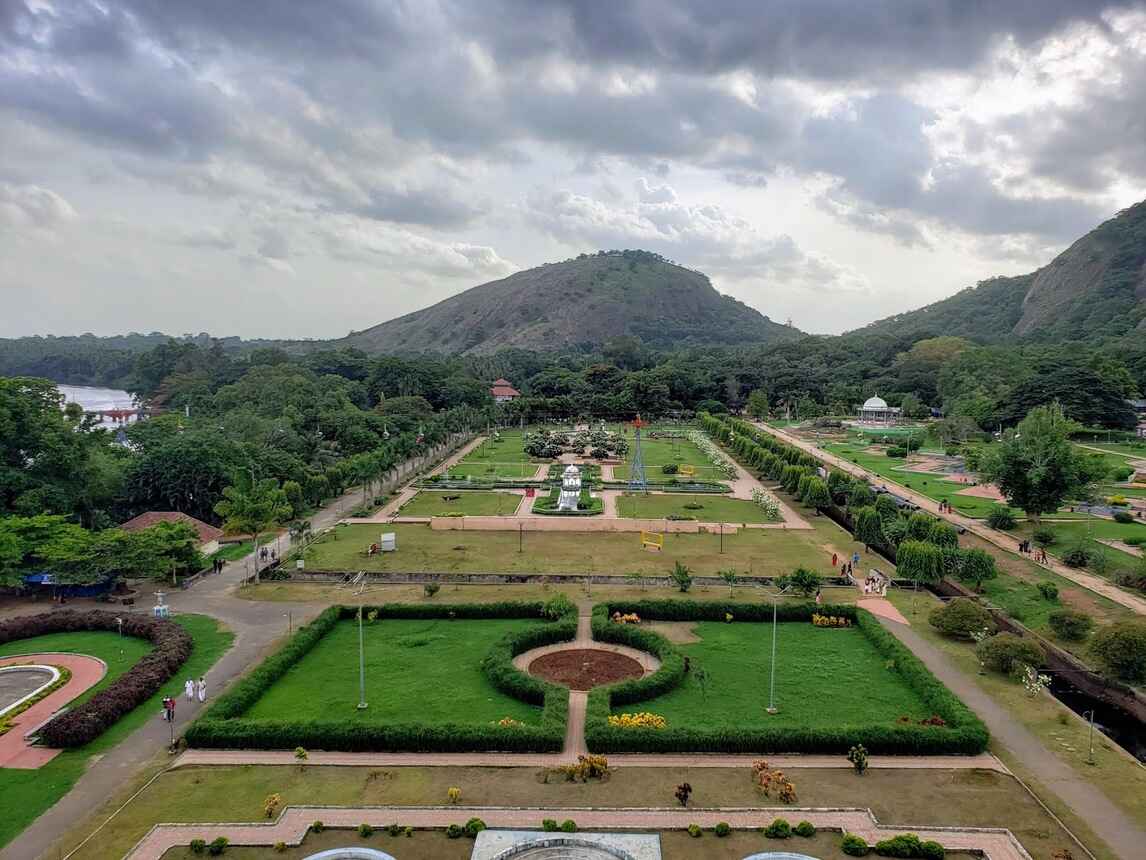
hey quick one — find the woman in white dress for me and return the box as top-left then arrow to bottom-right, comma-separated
196,676 -> 207,703
184,678 -> 196,702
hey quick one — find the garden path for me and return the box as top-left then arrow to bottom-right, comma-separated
755,422 -> 1146,615
875,616 -> 1146,860
124,804 -> 1030,860
0,654 -> 106,769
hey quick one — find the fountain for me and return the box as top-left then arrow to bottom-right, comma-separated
472,831 -> 660,859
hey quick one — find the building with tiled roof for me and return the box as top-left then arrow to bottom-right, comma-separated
490,378 -> 521,402
120,511 -> 223,554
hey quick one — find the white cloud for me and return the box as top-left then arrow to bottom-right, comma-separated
0,182 -> 76,232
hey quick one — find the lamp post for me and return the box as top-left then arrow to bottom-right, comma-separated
766,598 -> 779,715
356,605 -> 368,710
284,611 -> 292,635
1083,709 -> 1096,765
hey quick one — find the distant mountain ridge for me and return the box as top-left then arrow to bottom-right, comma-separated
338,250 -> 800,354
854,199 -> 1146,343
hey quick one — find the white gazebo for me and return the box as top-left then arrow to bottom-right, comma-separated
558,465 -> 582,511
856,395 -> 902,425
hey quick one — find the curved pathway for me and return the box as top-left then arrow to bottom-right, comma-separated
125,804 -> 1030,860
0,654 -> 106,769
755,422 -> 1146,615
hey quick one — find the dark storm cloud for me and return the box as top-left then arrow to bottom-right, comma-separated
349,186 -> 491,228
454,0 -> 1135,79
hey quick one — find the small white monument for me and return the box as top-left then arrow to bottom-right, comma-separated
558,464 -> 582,512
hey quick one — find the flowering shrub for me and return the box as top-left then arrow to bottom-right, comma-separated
752,759 -> 796,801
493,717 -> 525,728
1019,665 -> 1052,698
608,712 -> 666,729
751,488 -> 782,519
556,754 -> 611,781
812,613 -> 853,627
611,612 -> 641,624
687,430 -> 738,479
263,794 -> 282,819
447,786 -> 461,804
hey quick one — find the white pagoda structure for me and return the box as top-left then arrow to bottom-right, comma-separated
558,464 -> 582,511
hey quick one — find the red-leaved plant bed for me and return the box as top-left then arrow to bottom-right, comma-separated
0,609 -> 193,747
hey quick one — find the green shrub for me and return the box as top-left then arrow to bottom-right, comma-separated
1032,527 -> 1056,547
842,833 -> 870,856
714,822 -> 731,837
542,819 -> 558,832
1113,511 -> 1135,524
190,840 -> 206,854
1037,581 -> 1059,602
1048,609 -> 1095,641
424,582 -> 441,598
273,842 -> 286,853
464,817 -> 486,838
358,824 -> 373,838
976,633 -> 1044,675
874,833 -> 922,857
446,824 -> 463,839
661,464 -> 679,474
561,819 -> 577,833
928,599 -> 995,639
687,824 -> 702,838
310,821 -> 324,833
1061,545 -> 1091,567
386,823 -> 401,837
985,505 -> 1016,530
919,842 -> 945,860
207,837 -> 228,856
1090,620 -> 1146,683
794,821 -> 816,837
764,818 -> 792,838
1110,465 -> 1134,481
1125,535 -> 1145,547
886,446 -> 907,458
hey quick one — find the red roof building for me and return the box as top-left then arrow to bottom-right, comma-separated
120,512 -> 224,552
490,378 -> 521,402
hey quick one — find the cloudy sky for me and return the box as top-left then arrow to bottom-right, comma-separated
2,1 -> 1145,339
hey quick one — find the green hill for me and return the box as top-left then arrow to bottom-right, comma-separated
854,200 -> 1146,344
339,250 -> 800,354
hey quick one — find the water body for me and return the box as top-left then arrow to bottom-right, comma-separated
56,384 -> 139,429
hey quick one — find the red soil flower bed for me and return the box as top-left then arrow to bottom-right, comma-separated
528,648 -> 643,690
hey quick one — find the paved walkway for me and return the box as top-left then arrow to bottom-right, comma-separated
171,747 -> 1008,771
125,804 -> 1030,860
0,654 -> 106,769
755,423 -> 1146,615
876,616 -> 1146,860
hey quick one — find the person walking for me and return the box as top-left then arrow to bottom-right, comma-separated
197,676 -> 207,704
831,552 -> 838,568
814,589 -> 823,606
162,696 -> 175,722
184,678 -> 195,702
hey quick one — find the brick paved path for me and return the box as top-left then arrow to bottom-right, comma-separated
125,804 -> 1030,860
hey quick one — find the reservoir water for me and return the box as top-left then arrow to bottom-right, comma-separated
56,384 -> 138,429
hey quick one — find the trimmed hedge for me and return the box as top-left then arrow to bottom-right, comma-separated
186,602 -> 574,753
0,609 -> 193,748
584,600 -> 988,755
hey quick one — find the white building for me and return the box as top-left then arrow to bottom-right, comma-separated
558,465 -> 582,511
855,395 -> 902,425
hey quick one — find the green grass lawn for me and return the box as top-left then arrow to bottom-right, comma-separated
462,430 -> 532,463
0,614 -> 233,850
824,442 -> 999,517
615,493 -> 777,523
302,520 -> 866,578
1073,440 -> 1146,459
1014,517 -> 1146,571
398,490 -> 521,517
60,764 -> 1079,860
612,462 -> 728,482
243,618 -> 543,725
625,621 -> 932,730
445,461 -> 542,479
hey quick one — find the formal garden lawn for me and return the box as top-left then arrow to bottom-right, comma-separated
398,490 -> 521,517
0,614 -> 233,850
463,430 -> 532,462
444,461 -> 542,479
1014,517 -> 1146,570
298,522 -> 866,578
68,764 -> 1081,860
823,441 -> 999,518
615,493 -> 778,523
625,621 -> 931,730
243,618 -> 544,725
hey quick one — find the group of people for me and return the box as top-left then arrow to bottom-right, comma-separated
259,546 -> 277,563
831,550 -> 862,580
862,574 -> 887,596
160,676 -> 208,722
1018,540 -> 1049,564
937,499 -> 953,513
209,557 -> 225,574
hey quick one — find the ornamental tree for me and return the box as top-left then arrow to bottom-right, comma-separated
979,403 -> 1105,522
853,507 -> 883,550
803,477 -> 831,511
896,540 -> 944,586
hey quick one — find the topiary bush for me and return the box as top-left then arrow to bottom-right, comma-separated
976,633 -> 1045,675
1048,609 -> 1095,641
1037,581 -> 1059,602
446,824 -> 463,839
464,817 -> 486,838
190,840 -> 206,854
842,833 -> 870,856
542,819 -> 558,832
985,505 -> 1016,530
1113,511 -> 1135,524
764,818 -> 792,838
0,610 -> 193,748
714,822 -> 731,837
207,837 -> 228,856
928,599 -> 995,639
794,821 -> 816,837
873,833 -> 945,859
687,824 -> 702,838
561,820 -> 577,833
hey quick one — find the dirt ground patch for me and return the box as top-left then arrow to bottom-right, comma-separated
643,620 -> 701,643
528,648 -> 644,690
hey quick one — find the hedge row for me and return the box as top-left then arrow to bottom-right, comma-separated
186,602 -> 574,753
0,609 -> 193,748
584,601 -> 988,755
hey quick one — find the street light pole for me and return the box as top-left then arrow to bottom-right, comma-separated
766,598 -> 779,714
356,605 -> 368,710
1084,709 -> 1096,765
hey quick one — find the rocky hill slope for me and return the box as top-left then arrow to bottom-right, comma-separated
340,250 -> 799,354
